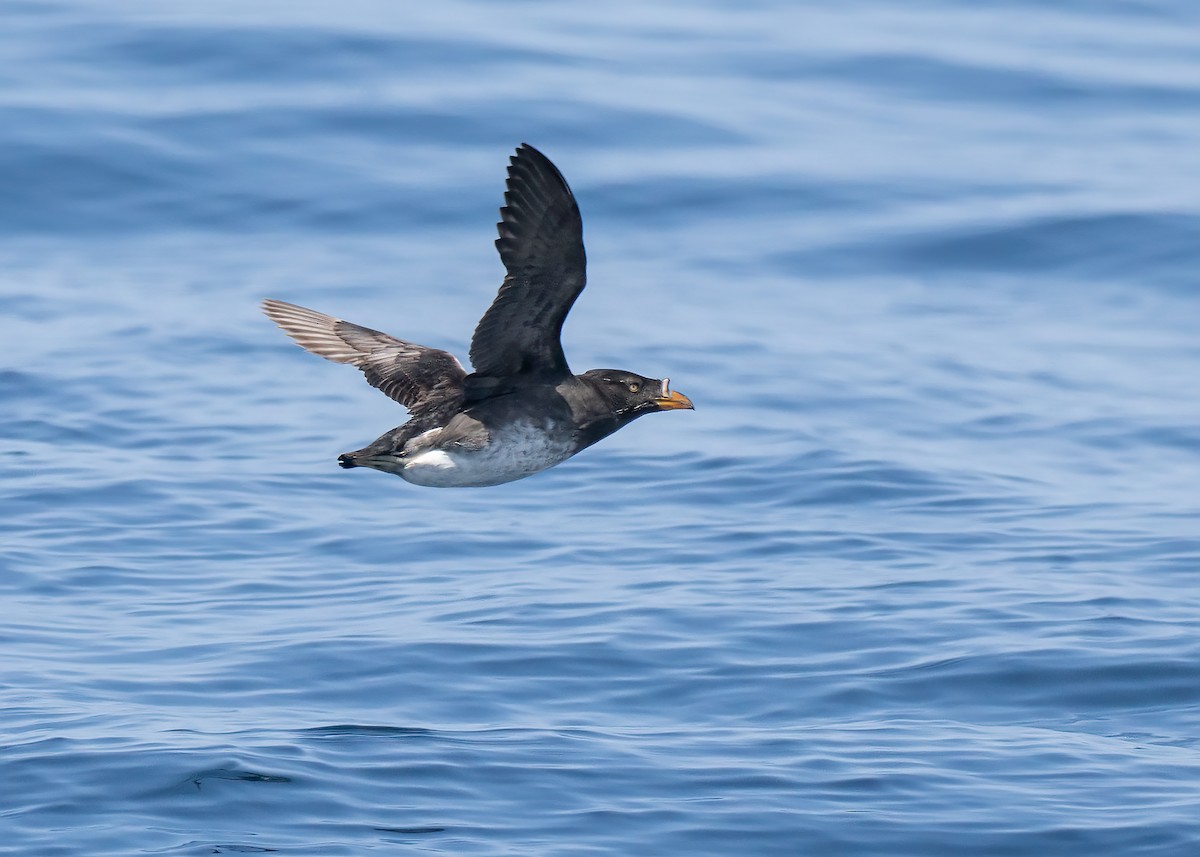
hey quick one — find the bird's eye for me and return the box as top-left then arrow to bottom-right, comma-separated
627,381 -> 640,393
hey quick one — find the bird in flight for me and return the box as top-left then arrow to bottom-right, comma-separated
263,144 -> 692,488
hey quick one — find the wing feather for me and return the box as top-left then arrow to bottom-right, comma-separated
468,144 -> 586,379
262,299 -> 466,412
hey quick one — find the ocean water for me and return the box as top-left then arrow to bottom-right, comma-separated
3,1 -> 1200,854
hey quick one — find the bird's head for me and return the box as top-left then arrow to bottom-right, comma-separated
580,370 -> 694,419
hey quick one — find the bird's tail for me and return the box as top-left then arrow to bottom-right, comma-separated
337,445 -> 406,475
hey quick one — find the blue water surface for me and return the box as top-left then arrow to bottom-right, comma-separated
3,1 -> 1200,854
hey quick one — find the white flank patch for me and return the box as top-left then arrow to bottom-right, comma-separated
404,449 -> 455,472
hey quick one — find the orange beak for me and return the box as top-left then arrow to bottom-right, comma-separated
655,389 -> 694,410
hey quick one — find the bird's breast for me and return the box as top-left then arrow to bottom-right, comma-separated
399,421 -> 578,488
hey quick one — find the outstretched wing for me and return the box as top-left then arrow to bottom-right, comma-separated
468,143 -> 587,380
262,299 -> 466,412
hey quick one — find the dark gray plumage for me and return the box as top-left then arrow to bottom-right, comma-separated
263,144 -> 692,488
471,144 -> 586,380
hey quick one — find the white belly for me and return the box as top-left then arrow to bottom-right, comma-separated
399,422 -> 576,488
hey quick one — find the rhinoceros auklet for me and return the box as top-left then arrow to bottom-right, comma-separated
262,143 -> 692,488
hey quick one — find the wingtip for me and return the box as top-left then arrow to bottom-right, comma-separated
261,297 -> 293,319
512,142 -> 552,166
